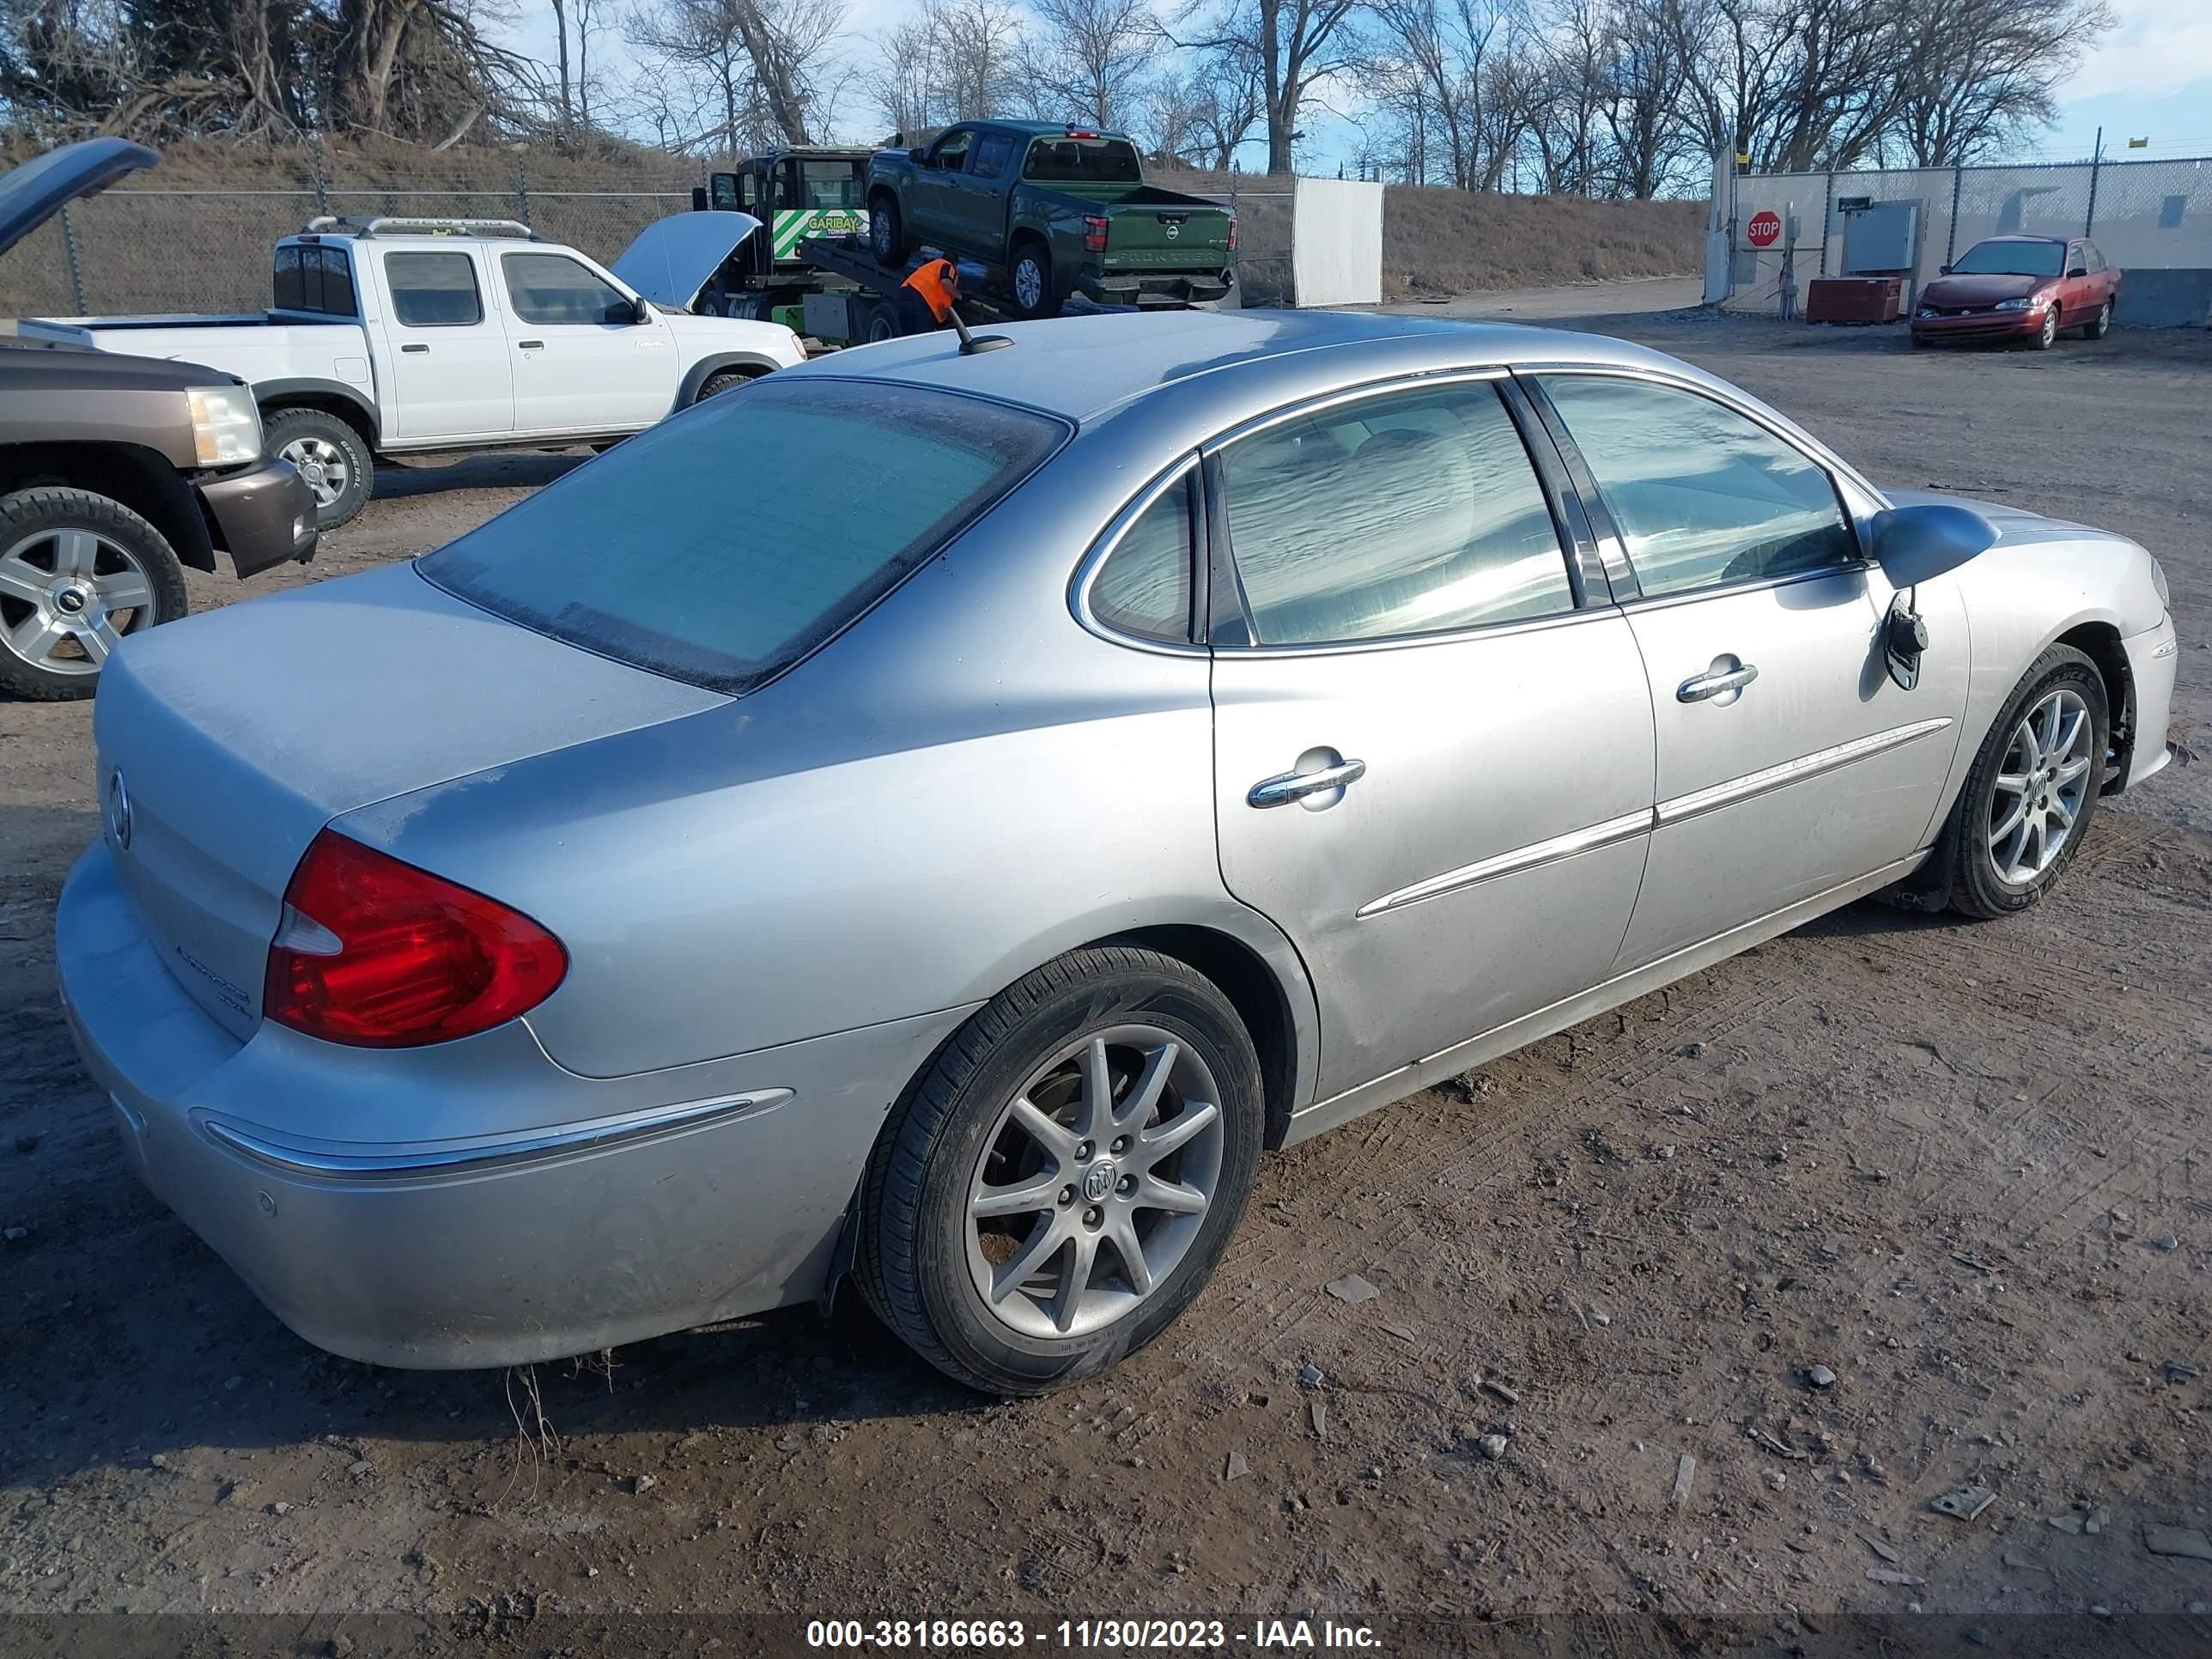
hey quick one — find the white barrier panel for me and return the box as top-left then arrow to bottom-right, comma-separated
1291,179 -> 1384,307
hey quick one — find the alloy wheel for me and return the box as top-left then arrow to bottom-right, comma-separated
1988,687 -> 2094,884
1014,258 -> 1044,311
2039,308 -> 2057,348
280,435 -> 352,509
0,525 -> 156,678
966,1024 -> 1224,1340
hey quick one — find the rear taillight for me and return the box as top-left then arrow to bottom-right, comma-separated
1227,216 -> 1237,252
263,830 -> 568,1048
1084,215 -> 1108,253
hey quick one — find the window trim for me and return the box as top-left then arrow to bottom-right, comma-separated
1198,368 -> 1597,656
1518,363 -> 1876,611
1068,453 -> 1208,656
383,248 -> 485,329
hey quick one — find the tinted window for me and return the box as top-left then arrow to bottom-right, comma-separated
386,252 -> 483,327
501,252 -> 631,325
971,132 -> 1016,179
1090,471 -> 1194,643
422,380 -> 1064,695
1024,137 -> 1143,183
1951,240 -> 2063,277
274,244 -> 356,316
1540,376 -> 1856,599
1220,381 -> 1572,645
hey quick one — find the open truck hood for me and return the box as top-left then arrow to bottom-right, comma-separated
611,210 -> 763,310
0,137 -> 157,258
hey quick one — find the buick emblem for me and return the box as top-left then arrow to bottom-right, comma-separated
106,769 -> 132,849
1082,1160 -> 1116,1203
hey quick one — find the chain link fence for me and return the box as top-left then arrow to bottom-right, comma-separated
1720,154 -> 2212,325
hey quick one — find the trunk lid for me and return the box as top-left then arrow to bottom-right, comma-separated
1096,191 -> 1234,273
0,137 -> 158,258
93,562 -> 726,1038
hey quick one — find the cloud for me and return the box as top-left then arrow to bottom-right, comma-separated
2065,0 -> 2212,101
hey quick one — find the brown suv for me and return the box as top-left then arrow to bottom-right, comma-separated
0,139 -> 315,699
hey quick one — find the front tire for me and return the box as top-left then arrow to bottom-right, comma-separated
860,946 -> 1263,1395
2032,305 -> 2060,350
695,368 -> 757,402
265,406 -> 373,529
1008,241 -> 1063,319
0,487 -> 188,701
1947,645 -> 2108,919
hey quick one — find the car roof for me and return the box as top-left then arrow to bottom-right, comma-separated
787,308 -> 1692,425
1969,234 -> 2070,245
966,119 -> 1132,139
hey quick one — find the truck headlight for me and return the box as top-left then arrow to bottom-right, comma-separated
187,385 -> 264,466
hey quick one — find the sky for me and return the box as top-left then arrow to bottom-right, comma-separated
500,0 -> 2212,173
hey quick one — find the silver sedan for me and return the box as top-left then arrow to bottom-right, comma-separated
57,311 -> 2178,1393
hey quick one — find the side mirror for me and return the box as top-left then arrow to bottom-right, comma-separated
624,295 -> 652,324
909,147 -> 928,165
1938,264 -> 1953,276
2068,265 -> 2087,278
1869,501 -> 1996,587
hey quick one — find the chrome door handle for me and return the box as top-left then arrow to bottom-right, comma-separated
1678,662 -> 1759,702
1248,758 -> 1366,808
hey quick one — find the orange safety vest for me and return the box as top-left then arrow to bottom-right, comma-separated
902,258 -> 957,323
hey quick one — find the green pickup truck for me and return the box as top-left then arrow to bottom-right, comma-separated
866,123 -> 1237,319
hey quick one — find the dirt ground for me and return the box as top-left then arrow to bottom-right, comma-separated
2,307 -> 2208,1656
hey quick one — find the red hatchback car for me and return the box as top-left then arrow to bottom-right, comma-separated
1911,234 -> 2121,349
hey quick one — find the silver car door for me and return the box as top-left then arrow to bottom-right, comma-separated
1529,371 -> 1970,971
1201,373 -> 1656,1104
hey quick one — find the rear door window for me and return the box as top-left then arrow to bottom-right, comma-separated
422,380 -> 1066,694
971,131 -> 1016,179
1087,470 -> 1195,644
385,252 -> 483,327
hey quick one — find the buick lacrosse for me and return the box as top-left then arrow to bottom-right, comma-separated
58,311 -> 2177,1393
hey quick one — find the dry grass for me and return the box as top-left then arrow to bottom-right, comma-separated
1381,186 -> 1705,300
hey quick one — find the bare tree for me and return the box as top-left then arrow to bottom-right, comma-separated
1889,0 -> 2112,164
627,0 -> 842,151
1170,0 -> 1362,173
1367,0 -> 1518,189
1022,0 -> 1153,128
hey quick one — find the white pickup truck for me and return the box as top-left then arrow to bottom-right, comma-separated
24,216 -> 805,527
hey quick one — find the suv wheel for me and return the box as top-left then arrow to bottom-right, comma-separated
266,407 -> 374,530
869,198 -> 906,267
860,946 -> 1263,1395
0,487 -> 188,701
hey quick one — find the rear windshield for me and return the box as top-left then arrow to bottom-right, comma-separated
419,378 -> 1063,695
1951,240 -> 2063,277
1024,137 -> 1142,184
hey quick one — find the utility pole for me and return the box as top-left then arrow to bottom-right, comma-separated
2085,126 -> 2103,234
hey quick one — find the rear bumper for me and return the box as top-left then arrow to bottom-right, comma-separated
198,457 -> 317,577
1081,269 -> 1235,306
56,840 -> 969,1369
2122,615 -> 2179,789
1910,309 -> 2045,344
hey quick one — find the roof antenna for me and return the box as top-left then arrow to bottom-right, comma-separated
947,307 -> 1012,355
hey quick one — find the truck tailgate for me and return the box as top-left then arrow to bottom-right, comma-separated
1103,197 -> 1232,272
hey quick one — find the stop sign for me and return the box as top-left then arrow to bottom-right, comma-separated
1747,210 -> 1782,248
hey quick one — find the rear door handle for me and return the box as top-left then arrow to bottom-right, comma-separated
1678,660 -> 1759,702
517,339 -> 544,350
1249,757 -> 1366,808
400,343 -> 429,354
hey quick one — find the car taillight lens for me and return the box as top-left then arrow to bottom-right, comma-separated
263,830 -> 568,1048
1084,215 -> 1108,252
1227,216 -> 1237,252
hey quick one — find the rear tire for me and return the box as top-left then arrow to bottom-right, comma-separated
864,307 -> 899,344
2083,298 -> 2112,340
0,486 -> 188,701
1946,645 -> 2107,920
869,196 -> 906,267
265,406 -> 373,529
860,946 -> 1263,1395
1008,240 -> 1063,320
